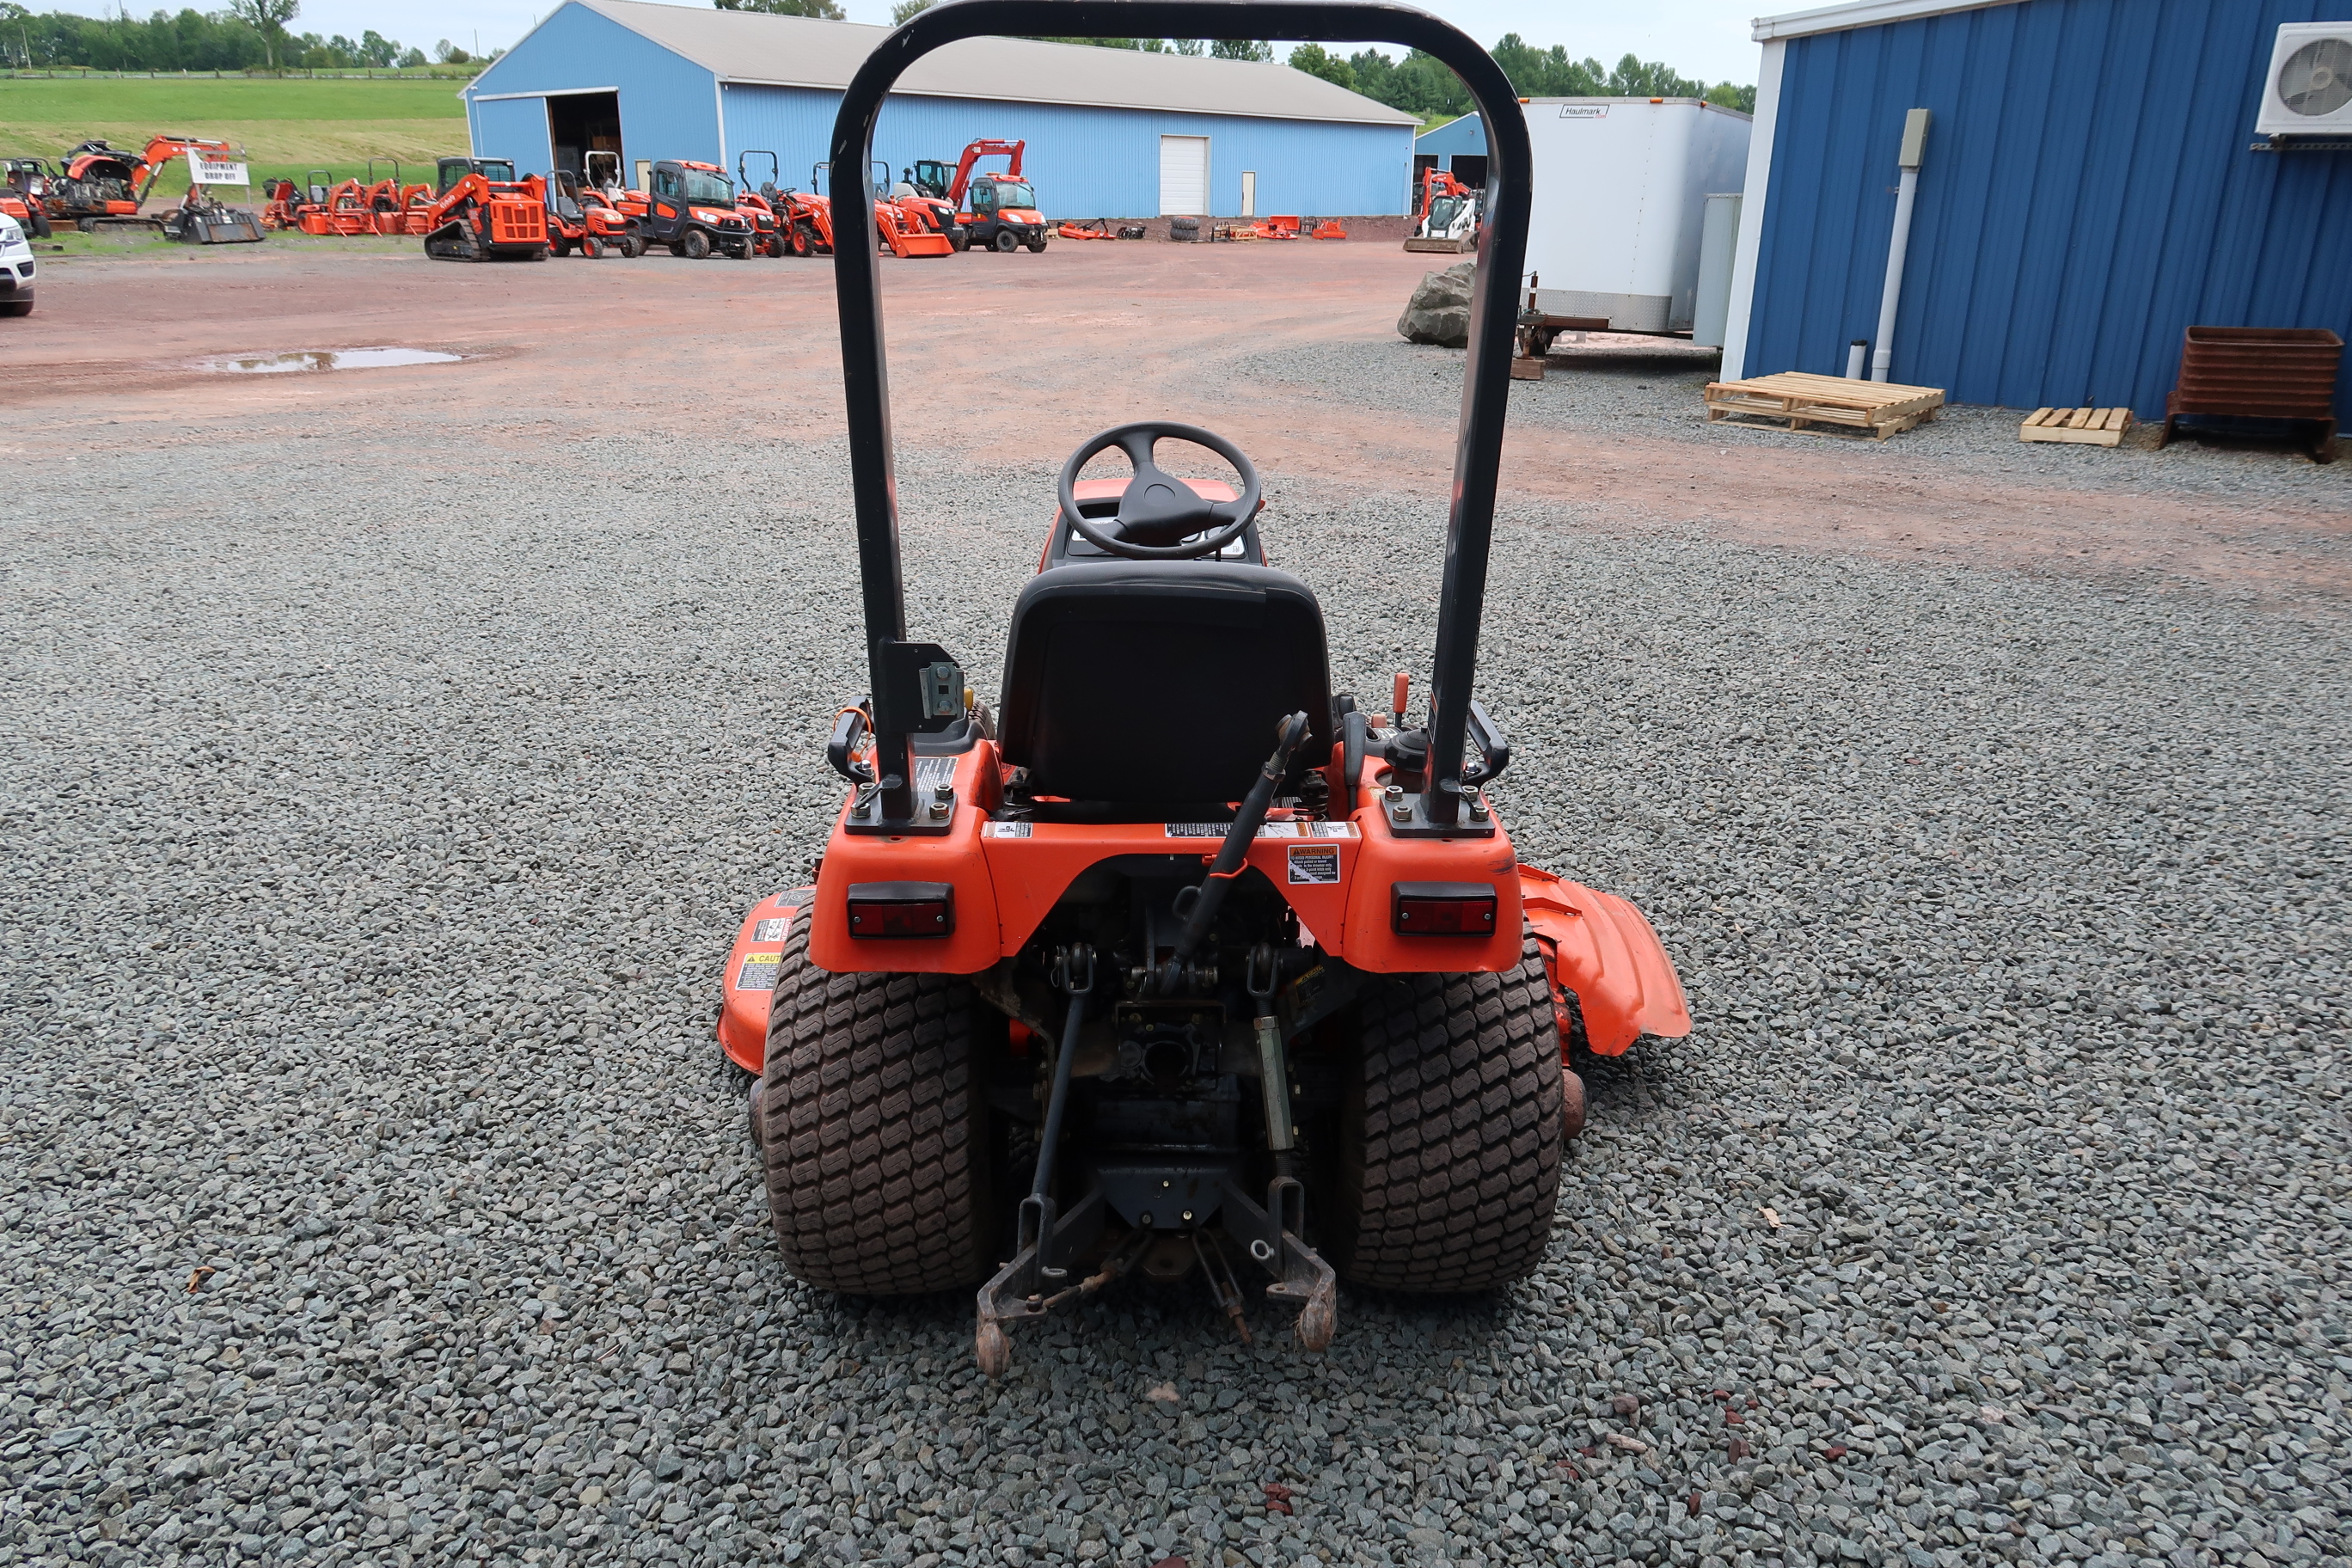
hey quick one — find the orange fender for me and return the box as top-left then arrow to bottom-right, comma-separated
1519,865 -> 1690,1057
715,887 -> 812,1074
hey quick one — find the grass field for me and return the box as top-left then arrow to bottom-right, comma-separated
0,77 -> 469,193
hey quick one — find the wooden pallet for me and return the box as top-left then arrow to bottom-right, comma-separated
2020,406 -> 2133,446
1703,371 -> 1945,440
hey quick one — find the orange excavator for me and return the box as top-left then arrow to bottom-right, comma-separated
46,136 -> 264,242
420,156 -> 548,262
906,139 -> 1047,253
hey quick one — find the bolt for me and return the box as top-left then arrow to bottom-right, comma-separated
1140,1212 -> 1153,1227
1161,1179 -> 1172,1189
927,800 -> 950,820
1468,795 -> 1490,820
1181,1210 -> 1194,1223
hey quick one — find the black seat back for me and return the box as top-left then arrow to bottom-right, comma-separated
998,562 -> 1332,810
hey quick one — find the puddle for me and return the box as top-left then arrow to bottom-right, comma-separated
199,346 -> 464,374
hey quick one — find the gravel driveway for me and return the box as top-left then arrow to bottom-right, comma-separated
3,368 -> 2347,1568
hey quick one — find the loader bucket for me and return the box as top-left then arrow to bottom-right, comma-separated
893,230 -> 953,257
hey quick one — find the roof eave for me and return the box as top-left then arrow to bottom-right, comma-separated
1752,0 -> 2020,42
714,73 -> 1417,126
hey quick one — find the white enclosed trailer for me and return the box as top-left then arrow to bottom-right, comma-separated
1520,98 -> 1752,340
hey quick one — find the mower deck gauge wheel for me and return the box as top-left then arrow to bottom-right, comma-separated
1057,420 -> 1263,559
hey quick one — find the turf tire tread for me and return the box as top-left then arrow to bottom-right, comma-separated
760,914 -> 989,1294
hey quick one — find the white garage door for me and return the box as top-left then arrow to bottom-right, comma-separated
1159,134 -> 1208,216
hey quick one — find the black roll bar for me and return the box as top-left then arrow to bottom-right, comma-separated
830,0 -> 1531,829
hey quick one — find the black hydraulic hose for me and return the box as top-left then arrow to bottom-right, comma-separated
1163,712 -> 1310,985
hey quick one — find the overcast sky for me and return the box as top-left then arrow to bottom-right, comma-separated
119,0 -> 1774,88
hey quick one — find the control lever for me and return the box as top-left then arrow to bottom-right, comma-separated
1159,712 -> 1310,989
1246,943 -> 1295,1180
826,703 -> 873,783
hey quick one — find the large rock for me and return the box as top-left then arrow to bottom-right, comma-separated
1396,260 -> 1476,347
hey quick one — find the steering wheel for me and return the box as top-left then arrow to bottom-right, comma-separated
1056,420 -> 1263,560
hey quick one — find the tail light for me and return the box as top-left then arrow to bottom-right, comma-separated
1392,882 -> 1498,936
847,881 -> 954,939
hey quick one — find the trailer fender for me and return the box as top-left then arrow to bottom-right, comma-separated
1519,864 -> 1690,1056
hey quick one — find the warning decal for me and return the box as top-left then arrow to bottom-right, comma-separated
752,916 -> 790,943
1287,845 -> 1341,885
983,820 -> 1033,839
735,953 -> 781,992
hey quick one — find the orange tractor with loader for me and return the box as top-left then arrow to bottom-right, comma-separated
715,0 -> 1690,1377
780,161 -> 952,259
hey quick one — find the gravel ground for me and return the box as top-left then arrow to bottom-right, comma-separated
3,381 -> 2348,1568
1239,335 -> 2352,513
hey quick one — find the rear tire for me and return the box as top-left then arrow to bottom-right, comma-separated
1328,929 -> 1563,1291
760,912 -> 996,1294
682,228 -> 711,260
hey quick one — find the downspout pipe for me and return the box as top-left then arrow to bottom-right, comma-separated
1869,108 -> 1930,383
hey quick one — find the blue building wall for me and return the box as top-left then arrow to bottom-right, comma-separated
1414,113 -> 1485,165
465,4 -> 720,184
720,84 -> 1411,217
1747,0 -> 2352,420
467,5 -> 1412,217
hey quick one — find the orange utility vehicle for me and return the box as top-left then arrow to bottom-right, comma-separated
907,138 -> 1046,252
613,160 -> 756,259
715,0 -> 1689,1377
420,156 -> 548,261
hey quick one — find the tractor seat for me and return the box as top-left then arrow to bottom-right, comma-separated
997,562 -> 1332,813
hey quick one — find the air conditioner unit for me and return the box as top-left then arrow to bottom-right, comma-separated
2255,21 -> 2352,136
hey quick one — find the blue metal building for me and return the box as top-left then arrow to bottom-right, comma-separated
1722,0 -> 2352,420
1413,113 -> 1487,187
463,0 -> 1418,218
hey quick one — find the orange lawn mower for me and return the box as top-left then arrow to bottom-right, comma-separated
714,0 -> 1689,1378
420,156 -> 548,261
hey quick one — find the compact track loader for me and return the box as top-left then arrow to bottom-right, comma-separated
717,0 -> 1689,1377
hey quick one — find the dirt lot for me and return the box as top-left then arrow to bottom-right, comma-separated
8,237 -> 2346,597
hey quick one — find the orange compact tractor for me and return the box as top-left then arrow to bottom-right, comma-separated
715,0 -> 1690,1377
542,169 -> 642,257
2,160 -> 54,238
907,138 -> 1046,252
420,156 -> 548,262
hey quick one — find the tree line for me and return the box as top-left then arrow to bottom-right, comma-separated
0,3 -> 493,72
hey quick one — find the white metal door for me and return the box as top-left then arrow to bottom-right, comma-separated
1240,170 -> 1256,217
1159,134 -> 1208,215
